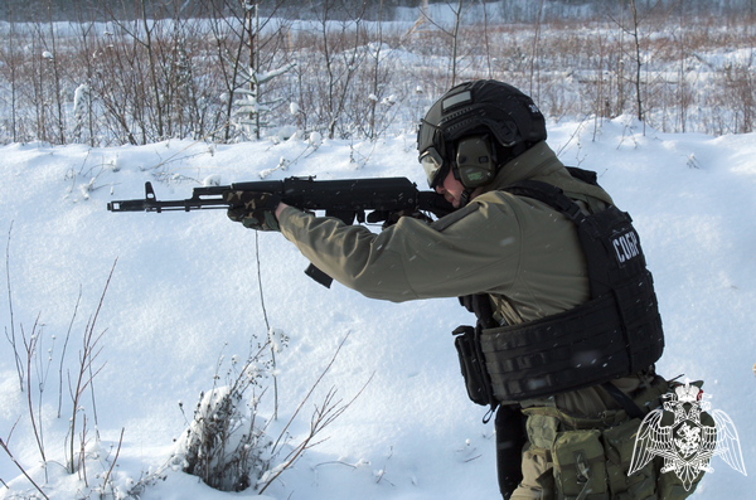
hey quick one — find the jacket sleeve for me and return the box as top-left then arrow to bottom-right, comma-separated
277,196 -> 523,302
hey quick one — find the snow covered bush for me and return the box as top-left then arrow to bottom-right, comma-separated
177,385 -> 271,492
168,331 -> 368,495
72,83 -> 91,142
173,333 -> 285,492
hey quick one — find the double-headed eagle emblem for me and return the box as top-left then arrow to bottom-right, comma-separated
628,382 -> 747,490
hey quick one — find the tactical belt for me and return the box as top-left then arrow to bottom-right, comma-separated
454,170 -> 665,406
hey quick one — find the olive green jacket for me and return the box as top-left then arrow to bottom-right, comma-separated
279,141 -> 612,324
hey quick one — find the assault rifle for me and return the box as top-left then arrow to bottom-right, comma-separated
107,176 -> 454,287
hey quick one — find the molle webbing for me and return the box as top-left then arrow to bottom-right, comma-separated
480,178 -> 664,402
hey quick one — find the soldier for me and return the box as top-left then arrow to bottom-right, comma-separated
225,80 -> 701,499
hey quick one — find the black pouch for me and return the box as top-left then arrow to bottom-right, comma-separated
452,325 -> 494,407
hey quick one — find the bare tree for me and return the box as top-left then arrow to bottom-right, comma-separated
69,3 -> 97,145
207,0 -> 290,142
674,0 -> 692,133
481,0 -> 493,79
607,0 -> 651,132
418,0 -> 465,88
314,0 -> 369,139
44,0 -> 66,144
1,7 -> 21,142
529,0 -> 545,100
138,0 -> 165,139
629,0 -> 644,125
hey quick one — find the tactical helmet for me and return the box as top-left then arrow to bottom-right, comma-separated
417,80 -> 546,190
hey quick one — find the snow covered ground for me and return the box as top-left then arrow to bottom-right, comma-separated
1,115 -> 754,499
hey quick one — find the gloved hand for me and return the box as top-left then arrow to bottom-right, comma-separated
223,190 -> 282,231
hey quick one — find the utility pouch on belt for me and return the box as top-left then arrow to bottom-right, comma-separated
547,418 -> 660,500
552,429 -> 608,499
452,325 -> 494,407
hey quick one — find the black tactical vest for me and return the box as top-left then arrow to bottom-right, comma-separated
455,168 -> 665,405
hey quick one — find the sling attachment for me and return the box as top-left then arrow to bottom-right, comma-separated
601,382 -> 646,420
458,293 -> 497,329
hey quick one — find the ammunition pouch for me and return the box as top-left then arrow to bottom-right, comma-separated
452,325 -> 494,407
520,376 -> 706,500
547,419 -> 659,500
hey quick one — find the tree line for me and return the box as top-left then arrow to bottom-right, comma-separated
0,0 -> 753,146
3,0 -> 754,22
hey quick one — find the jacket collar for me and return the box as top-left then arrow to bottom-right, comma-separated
477,141 -> 614,206
483,141 -> 564,192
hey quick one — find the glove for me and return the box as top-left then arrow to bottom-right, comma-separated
224,190 -> 282,231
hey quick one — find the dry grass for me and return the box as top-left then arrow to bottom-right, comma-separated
0,7 -> 753,146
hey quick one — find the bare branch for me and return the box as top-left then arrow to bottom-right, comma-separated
0,437 -> 50,500
4,221 -> 24,392
101,427 -> 126,496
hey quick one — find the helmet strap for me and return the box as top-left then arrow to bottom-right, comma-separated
450,163 -> 473,207
459,188 -> 473,207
